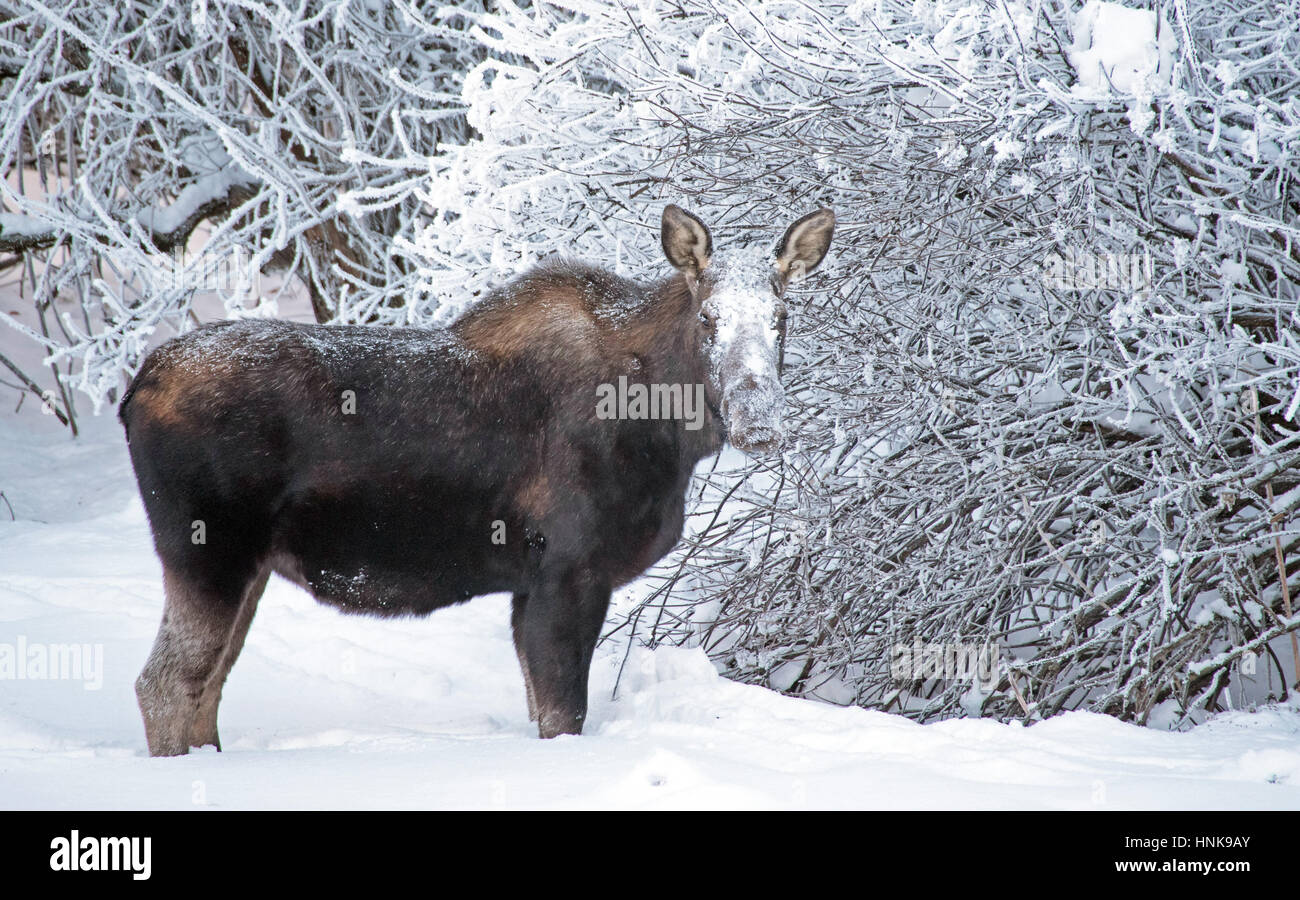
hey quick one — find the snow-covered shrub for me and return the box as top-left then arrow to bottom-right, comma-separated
0,0 -> 485,423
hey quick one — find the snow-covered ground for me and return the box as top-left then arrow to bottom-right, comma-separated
1,410 -> 1299,810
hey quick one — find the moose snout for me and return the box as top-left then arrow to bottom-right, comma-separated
729,424 -> 783,454
721,372 -> 785,455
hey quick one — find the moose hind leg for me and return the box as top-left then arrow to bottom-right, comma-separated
521,570 -> 611,739
136,567 -> 252,757
511,593 -> 538,722
190,566 -> 269,751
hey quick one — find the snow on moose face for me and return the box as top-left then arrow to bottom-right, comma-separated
699,247 -> 789,453
660,205 -> 836,454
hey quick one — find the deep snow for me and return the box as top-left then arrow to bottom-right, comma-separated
1,411 -> 1298,810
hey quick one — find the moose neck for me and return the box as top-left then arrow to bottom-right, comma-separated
451,261 -> 726,469
623,272 -> 725,465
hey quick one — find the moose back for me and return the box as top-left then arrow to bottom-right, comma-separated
121,204 -> 834,755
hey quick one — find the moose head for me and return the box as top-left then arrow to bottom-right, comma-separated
661,204 -> 836,454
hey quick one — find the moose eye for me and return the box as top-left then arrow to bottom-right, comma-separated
699,310 -> 715,330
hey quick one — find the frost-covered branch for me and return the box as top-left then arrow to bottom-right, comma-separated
0,0 -> 486,414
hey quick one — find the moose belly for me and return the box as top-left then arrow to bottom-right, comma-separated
270,478 -> 524,616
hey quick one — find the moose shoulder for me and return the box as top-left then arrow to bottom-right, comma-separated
122,205 -> 834,755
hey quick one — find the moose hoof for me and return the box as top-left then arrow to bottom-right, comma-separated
137,677 -> 200,757
537,711 -> 585,739
188,733 -> 221,752
190,698 -> 222,750
143,732 -> 192,758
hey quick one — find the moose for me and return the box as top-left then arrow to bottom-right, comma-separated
120,204 -> 835,755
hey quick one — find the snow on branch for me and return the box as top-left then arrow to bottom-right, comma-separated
0,0 -> 486,416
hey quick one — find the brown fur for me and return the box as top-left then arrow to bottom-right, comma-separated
125,381 -> 190,428
516,473 -> 555,521
458,266 -> 605,364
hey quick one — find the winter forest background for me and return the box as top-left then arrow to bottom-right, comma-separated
1,0 -> 1298,730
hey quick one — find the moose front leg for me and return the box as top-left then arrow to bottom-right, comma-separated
520,568 -> 611,739
510,593 -> 538,722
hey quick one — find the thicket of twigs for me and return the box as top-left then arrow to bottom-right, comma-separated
601,0 -> 1300,725
3,0 -> 1298,725
0,0 -> 483,422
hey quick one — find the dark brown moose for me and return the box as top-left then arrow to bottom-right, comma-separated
120,204 -> 835,755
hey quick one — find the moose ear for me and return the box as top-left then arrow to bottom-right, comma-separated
661,204 -> 713,278
775,208 -> 835,286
